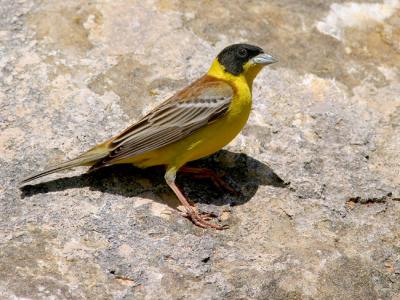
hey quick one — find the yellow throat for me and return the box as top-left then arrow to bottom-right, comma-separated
207,58 -> 264,91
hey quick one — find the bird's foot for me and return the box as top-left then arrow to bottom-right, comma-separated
179,166 -> 240,195
166,168 -> 229,230
179,206 -> 228,230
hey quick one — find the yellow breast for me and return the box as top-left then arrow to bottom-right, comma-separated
124,59 -> 253,169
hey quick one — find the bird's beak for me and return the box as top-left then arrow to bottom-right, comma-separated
251,53 -> 278,65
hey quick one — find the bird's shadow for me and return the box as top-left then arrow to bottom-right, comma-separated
20,150 -> 288,209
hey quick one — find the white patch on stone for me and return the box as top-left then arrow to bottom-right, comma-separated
316,0 -> 399,40
0,128 -> 25,162
15,52 -> 41,71
378,66 -> 399,81
133,195 -> 172,219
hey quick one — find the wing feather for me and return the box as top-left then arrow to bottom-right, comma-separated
92,76 -> 233,169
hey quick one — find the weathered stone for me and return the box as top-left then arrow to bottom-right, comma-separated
1,0 -> 399,299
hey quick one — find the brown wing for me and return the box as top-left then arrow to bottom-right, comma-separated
92,75 -> 233,169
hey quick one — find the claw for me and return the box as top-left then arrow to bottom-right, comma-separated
165,167 -> 229,230
180,207 -> 224,228
186,210 -> 227,230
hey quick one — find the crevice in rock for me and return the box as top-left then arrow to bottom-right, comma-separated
346,192 -> 395,205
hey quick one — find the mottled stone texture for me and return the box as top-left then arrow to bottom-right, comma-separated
1,0 -> 400,299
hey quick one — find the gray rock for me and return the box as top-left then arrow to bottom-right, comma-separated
1,0 -> 399,299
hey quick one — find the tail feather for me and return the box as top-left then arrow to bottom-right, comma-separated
20,147 -> 109,185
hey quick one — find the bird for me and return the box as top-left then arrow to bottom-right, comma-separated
21,43 -> 278,230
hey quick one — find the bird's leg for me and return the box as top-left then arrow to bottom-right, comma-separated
165,167 -> 226,230
179,166 -> 239,195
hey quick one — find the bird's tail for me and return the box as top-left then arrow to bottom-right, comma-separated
20,144 -> 109,185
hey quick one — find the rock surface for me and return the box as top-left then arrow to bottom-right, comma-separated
1,0 -> 400,299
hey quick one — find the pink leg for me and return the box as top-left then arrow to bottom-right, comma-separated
165,167 -> 227,230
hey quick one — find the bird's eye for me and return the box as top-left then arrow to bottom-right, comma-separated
237,48 -> 247,58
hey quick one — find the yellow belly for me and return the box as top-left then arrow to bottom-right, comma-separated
118,85 -> 252,169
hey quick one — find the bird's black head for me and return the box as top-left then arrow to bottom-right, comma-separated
217,43 -> 267,76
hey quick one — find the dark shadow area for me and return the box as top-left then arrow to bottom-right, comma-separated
20,150 -> 288,208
